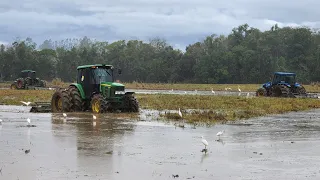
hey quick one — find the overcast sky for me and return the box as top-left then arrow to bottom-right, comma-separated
0,0 -> 319,49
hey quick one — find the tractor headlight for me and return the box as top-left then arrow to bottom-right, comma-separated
115,91 -> 125,95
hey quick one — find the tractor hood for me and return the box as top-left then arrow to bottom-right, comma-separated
100,82 -> 125,91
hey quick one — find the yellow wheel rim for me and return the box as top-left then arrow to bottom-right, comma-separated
57,98 -> 62,110
92,100 -> 100,113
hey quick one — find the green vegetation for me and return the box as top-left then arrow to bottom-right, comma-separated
1,24 -> 320,85
2,81 -> 320,93
1,90 -> 320,123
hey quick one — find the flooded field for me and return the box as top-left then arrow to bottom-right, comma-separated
1,105 -> 320,179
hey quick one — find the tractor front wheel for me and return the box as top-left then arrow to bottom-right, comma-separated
297,86 -> 307,95
123,95 -> 139,112
51,89 -> 72,113
10,83 -> 17,89
256,88 -> 267,97
91,94 -> 108,113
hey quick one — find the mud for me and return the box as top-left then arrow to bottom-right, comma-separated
1,105 -> 320,179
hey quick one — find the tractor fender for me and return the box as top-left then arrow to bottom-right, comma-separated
125,92 -> 135,95
70,83 -> 86,99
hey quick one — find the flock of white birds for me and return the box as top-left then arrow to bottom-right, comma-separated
0,94 -> 228,153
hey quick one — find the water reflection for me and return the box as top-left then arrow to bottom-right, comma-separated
51,112 -> 137,156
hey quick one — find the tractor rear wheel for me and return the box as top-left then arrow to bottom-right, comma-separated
91,94 -> 108,113
123,95 -> 139,112
272,85 -> 290,97
68,86 -> 83,112
16,79 -> 24,89
51,89 -> 72,113
256,88 -> 267,97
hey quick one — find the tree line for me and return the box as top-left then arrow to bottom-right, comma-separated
0,23 -> 320,84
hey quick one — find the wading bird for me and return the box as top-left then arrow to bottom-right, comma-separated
20,101 -> 31,106
201,136 -> 209,153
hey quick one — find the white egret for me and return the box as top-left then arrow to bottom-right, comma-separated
211,88 -> 215,94
63,113 -> 67,117
238,85 -> 241,92
178,108 -> 182,118
201,136 -> 209,150
93,115 -> 97,120
20,101 -> 31,106
27,118 -> 31,125
216,130 -> 225,139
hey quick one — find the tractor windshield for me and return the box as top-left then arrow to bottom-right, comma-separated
92,68 -> 113,83
273,74 -> 296,84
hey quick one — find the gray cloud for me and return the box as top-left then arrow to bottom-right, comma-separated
0,0 -> 319,49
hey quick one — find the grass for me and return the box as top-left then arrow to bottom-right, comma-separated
2,81 -> 320,92
1,89 -> 320,123
137,94 -> 320,123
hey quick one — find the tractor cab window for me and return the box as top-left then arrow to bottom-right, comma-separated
273,74 -> 295,84
92,68 -> 113,84
284,76 -> 295,84
30,72 -> 36,79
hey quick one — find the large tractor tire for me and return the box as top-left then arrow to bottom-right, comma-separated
51,89 -> 72,113
272,85 -> 290,97
16,78 -> 25,89
68,86 -> 83,112
90,94 -> 108,113
123,95 -> 139,112
256,88 -> 267,97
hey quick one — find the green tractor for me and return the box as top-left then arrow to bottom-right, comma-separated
10,70 -> 46,89
51,64 -> 139,113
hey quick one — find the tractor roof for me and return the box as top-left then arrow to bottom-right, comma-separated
274,72 -> 296,76
77,64 -> 113,70
21,70 -> 36,73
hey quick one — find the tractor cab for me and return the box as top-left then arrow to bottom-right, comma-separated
272,72 -> 296,85
20,70 -> 36,79
76,64 -> 123,99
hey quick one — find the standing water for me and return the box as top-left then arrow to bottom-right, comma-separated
0,105 -> 320,179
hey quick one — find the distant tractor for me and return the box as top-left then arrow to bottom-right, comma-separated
10,70 -> 46,89
51,64 -> 139,113
256,72 -> 307,97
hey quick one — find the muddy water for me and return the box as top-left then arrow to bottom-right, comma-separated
1,105 -> 320,179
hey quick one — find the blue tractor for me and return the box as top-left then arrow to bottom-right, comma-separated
256,72 -> 307,97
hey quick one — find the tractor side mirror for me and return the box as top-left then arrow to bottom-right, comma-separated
118,69 -> 122,74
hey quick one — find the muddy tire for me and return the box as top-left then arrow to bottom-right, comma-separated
256,88 -> 267,97
123,95 -> 139,112
41,80 -> 46,88
272,85 -> 290,97
16,78 -> 24,89
297,86 -> 307,95
51,89 -> 72,113
91,94 -> 108,113
68,86 -> 83,112
10,83 -> 17,89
